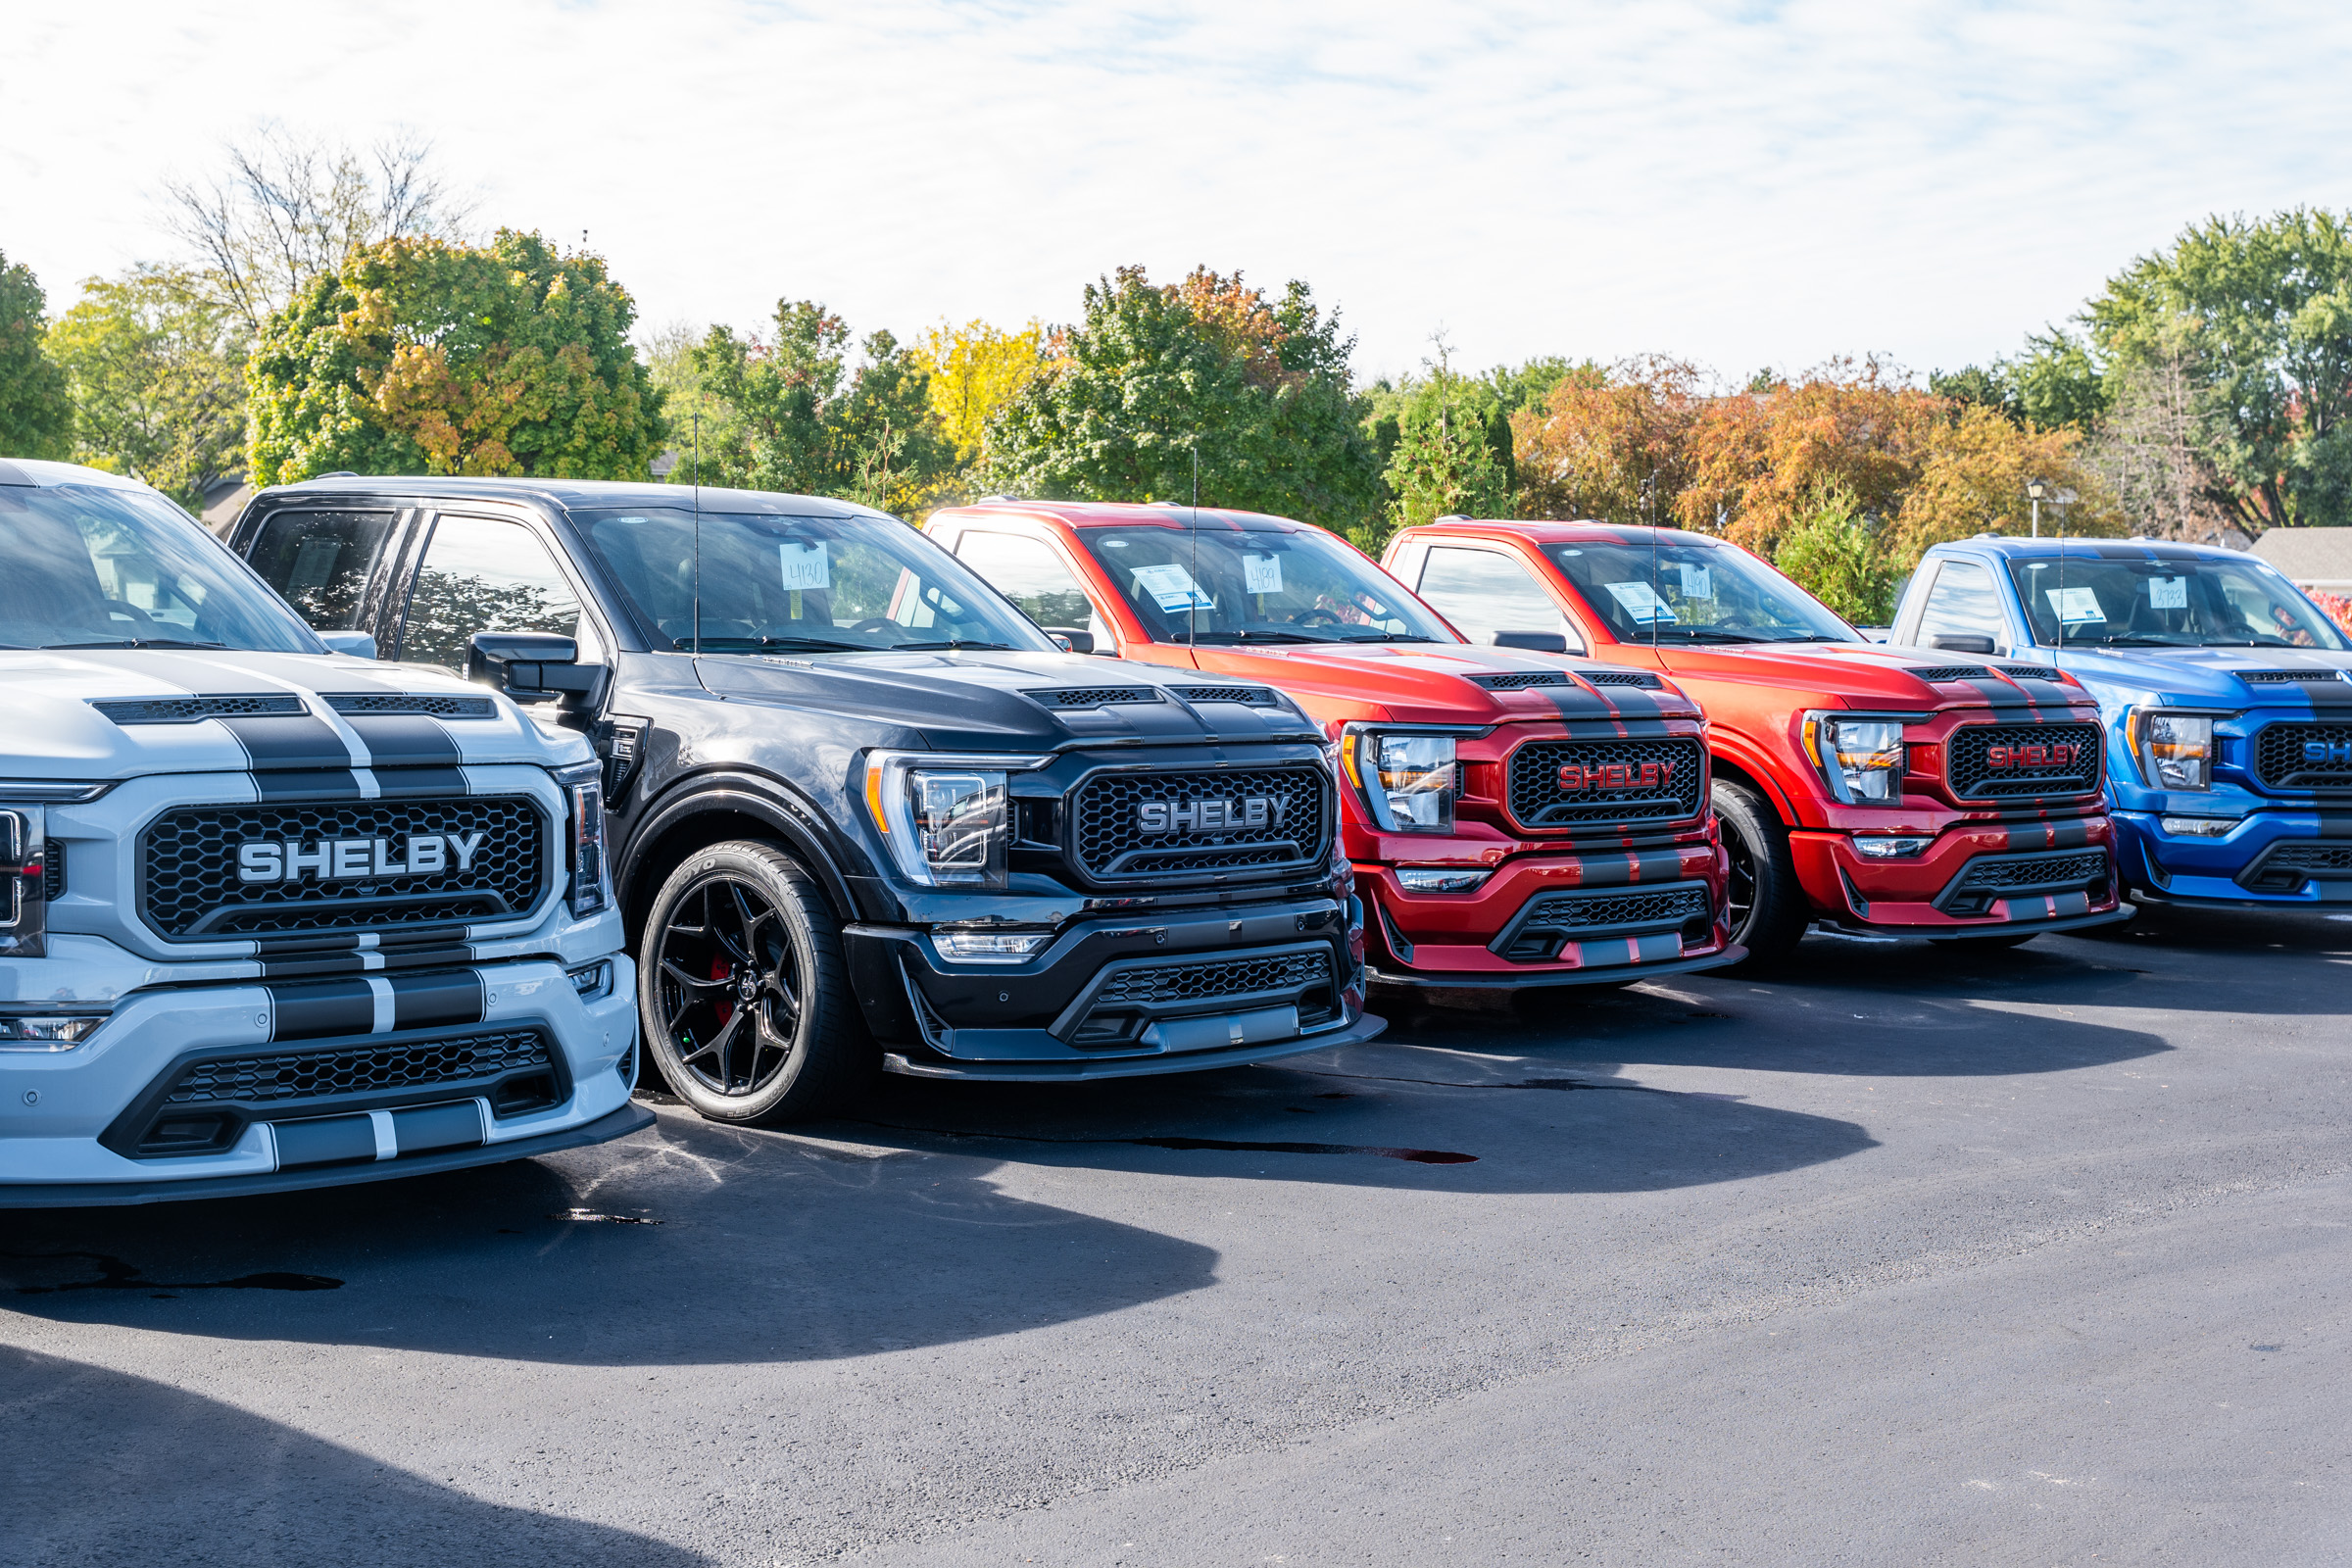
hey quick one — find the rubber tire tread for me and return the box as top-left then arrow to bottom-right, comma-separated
1713,779 -> 1808,966
639,840 -> 873,1125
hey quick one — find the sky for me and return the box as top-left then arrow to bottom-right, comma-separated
6,1 -> 2351,385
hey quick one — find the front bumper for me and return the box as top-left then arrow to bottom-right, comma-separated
2113,808 -> 2352,906
844,890 -> 1376,1081
0,952 -> 640,1202
1789,814 -> 2129,934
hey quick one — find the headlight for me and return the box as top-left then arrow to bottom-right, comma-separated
557,764 -> 609,917
0,1014 -> 105,1051
2132,712 -> 2215,791
1343,730 -> 1458,833
1396,866 -> 1491,893
933,931 -> 1052,962
864,752 -> 1045,889
1804,713 -> 1906,805
1851,835 -> 1932,858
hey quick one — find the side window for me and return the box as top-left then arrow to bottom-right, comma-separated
1916,561 -> 2006,648
1415,546 -> 1583,652
955,530 -> 1108,645
246,510 -> 397,631
400,514 -> 583,671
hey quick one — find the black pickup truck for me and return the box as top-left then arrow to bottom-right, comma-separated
225,478 -> 1378,1122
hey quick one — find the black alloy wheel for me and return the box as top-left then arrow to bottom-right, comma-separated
1711,779 -> 1808,967
639,841 -> 871,1123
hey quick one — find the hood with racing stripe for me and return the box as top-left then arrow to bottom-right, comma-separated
2031,643 -> 2352,713
1137,641 -> 1703,730
0,649 -> 590,785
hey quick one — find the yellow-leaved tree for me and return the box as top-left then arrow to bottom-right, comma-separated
909,318 -> 1047,511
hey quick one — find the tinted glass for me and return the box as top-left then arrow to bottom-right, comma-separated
400,515 -> 584,670
1916,560 -> 2004,643
1069,522 -> 1453,645
2005,554 -> 2349,649
1415,546 -> 1582,651
573,508 -> 1054,654
1542,539 -> 1857,644
0,482 -> 317,652
954,530 -> 1105,644
247,509 -> 396,631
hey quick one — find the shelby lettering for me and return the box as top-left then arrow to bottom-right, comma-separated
236,832 -> 488,884
1138,797 -> 1286,834
1559,760 -> 1676,792
1985,743 -> 2079,769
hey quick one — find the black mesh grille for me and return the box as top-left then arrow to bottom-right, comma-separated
1070,766 -> 1328,881
163,1030 -> 552,1106
1583,668 -> 1663,688
2237,670 -> 2348,685
42,849 -> 62,902
141,796 -> 545,938
1907,665 -> 1990,682
2254,723 -> 2352,791
91,694 -> 306,725
1093,950 -> 1331,1005
1948,851 -> 2109,893
2254,842 -> 2352,873
1025,687 -> 1162,709
1997,664 -> 2063,681
323,693 -> 498,717
1506,737 -> 1706,827
1172,686 -> 1278,705
1513,884 -> 1709,931
1471,671 -> 1569,690
1946,722 -> 2102,799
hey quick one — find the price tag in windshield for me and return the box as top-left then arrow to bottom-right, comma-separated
2046,586 -> 2105,624
1604,580 -> 1677,624
1243,554 -> 1284,595
778,541 -> 831,591
1131,564 -> 1212,611
2149,576 -> 2188,610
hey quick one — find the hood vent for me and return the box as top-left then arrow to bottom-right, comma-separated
1170,686 -> 1280,706
2238,669 -> 2348,684
1025,686 -> 1164,709
1583,668 -> 1663,689
1906,665 -> 1990,683
323,693 -> 500,718
91,694 -> 307,725
1470,671 -> 1568,690
1997,664 -> 2063,681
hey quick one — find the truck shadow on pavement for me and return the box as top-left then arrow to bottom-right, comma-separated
0,1113 -> 1216,1367
0,1345 -> 706,1567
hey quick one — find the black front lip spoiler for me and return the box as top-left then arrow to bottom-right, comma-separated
1813,904 -> 2136,943
1367,945 -> 1745,990
881,1011 -> 1386,1081
0,1102 -> 654,1209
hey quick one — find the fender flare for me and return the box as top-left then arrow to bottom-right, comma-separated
617,768 -> 866,923
1705,732 -> 1809,827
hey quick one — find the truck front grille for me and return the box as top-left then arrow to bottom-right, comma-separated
164,1029 -> 554,1108
1495,882 -> 1711,961
140,796 -> 545,938
1945,722 -> 2102,800
1505,737 -> 1706,828
1069,765 -> 1329,882
1935,849 -> 2109,915
2238,840 -> 2352,891
1094,950 -> 1332,1006
2254,722 -> 2352,792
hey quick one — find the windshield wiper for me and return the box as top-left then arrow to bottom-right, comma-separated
1187,630 -> 1323,645
885,639 -> 1015,652
43,638 -> 228,650
676,635 -> 866,653
2067,635 -> 2194,647
1332,631 -> 1442,644
1642,627 -> 1780,644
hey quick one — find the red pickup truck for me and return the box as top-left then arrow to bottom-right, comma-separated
924,500 -> 1741,992
1382,520 -> 2127,959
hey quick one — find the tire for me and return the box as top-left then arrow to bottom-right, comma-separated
638,841 -> 872,1124
1712,780 -> 1809,965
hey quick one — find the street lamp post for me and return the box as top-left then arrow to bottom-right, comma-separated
2027,476 -> 2049,539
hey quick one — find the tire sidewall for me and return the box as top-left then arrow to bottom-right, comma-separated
1712,779 -> 1806,961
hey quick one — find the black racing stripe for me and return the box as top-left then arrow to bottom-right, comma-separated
390,970 -> 486,1028
268,977 -> 375,1041
341,713 -> 463,766
257,955 -> 369,979
2296,679 -> 2352,710
376,945 -> 480,972
371,765 -> 470,800
217,713 -> 357,772
1528,679 -> 1614,722
252,768 -> 365,800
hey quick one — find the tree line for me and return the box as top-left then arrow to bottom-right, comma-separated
3,130 -> 2348,623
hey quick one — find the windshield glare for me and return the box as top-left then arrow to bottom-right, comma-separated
0,483 -> 317,653
574,509 -> 1055,654
2007,555 -> 2349,650
1072,523 -> 1453,644
1544,540 -> 1857,644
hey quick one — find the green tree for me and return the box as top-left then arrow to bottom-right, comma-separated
0,249 -> 73,460
679,299 -> 952,514
1771,482 -> 1894,624
246,229 -> 664,484
1371,340 -> 1513,541
985,267 -> 1380,532
46,268 -> 246,508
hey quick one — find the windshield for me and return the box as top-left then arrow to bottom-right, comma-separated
0,482 -> 318,653
2006,554 -> 2349,650
573,508 -> 1056,654
1543,539 -> 1858,644
1071,522 -> 1454,644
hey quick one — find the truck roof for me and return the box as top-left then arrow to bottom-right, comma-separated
256,474 -> 891,520
1926,536 -> 2248,564
953,499 -> 1313,532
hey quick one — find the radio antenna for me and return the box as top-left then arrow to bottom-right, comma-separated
692,409 -> 703,658
1643,471 -> 1660,651
1189,443 -> 1200,652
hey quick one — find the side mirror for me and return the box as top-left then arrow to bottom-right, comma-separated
1046,626 -> 1096,655
1927,633 -> 1997,655
1492,629 -> 1569,654
467,631 -> 609,710
317,630 -> 377,660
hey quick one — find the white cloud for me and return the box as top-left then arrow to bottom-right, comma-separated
4,0 -> 2348,381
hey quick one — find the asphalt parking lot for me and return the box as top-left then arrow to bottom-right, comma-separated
6,903 -> 2350,1567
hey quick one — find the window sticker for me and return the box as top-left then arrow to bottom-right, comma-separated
1131,563 -> 1212,611
2047,586 -> 2105,624
2149,575 -> 2189,611
1676,562 -> 1713,600
778,540 -> 831,591
1243,553 -> 1284,595
1604,580 -> 1677,624
288,539 -> 341,591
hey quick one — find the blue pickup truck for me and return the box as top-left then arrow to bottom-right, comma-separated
1889,537 -> 2352,910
